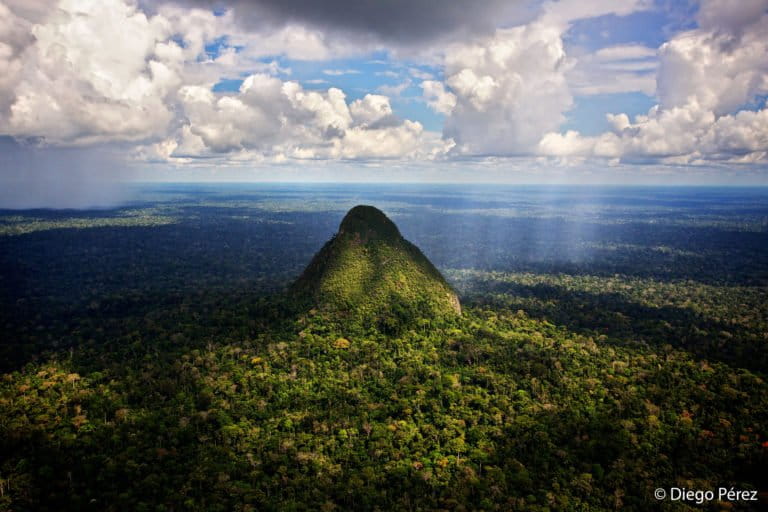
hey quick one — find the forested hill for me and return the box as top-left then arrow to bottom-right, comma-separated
291,205 -> 461,330
1,185 -> 766,510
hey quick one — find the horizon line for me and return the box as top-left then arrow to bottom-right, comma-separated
127,181 -> 768,188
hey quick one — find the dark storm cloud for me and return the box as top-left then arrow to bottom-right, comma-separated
157,0 -> 535,44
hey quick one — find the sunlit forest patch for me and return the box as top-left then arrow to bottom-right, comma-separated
1,184 -> 766,511
0,211 -> 178,236
448,269 -> 767,370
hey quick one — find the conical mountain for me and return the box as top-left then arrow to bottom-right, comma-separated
291,205 -> 460,324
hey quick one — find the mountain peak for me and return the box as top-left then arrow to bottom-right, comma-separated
291,205 -> 460,327
338,205 -> 401,241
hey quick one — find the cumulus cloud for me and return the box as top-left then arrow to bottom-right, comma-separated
421,81 -> 457,115
437,22 -> 573,155
151,74 -> 449,162
538,103 -> 768,163
538,0 -> 768,164
417,0 -> 653,156
0,1 -> 42,113
657,5 -> 768,114
661,0 -> 768,110
0,0 -> 232,146
0,0 -> 445,164
2,0 -> 766,182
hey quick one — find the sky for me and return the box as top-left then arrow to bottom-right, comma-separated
0,0 -> 767,206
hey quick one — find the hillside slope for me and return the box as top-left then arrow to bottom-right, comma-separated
291,205 -> 461,325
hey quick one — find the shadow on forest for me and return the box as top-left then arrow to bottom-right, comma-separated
2,189 -> 768,509
9,328 -> 766,511
464,280 -> 767,373
1,206 -> 766,370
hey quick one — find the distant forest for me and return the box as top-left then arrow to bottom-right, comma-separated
1,185 -> 766,511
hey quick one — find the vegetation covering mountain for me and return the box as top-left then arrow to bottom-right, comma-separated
0,186 -> 767,511
291,205 -> 461,331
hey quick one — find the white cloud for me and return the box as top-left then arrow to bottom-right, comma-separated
438,22 -> 573,155
229,23 -> 362,61
0,2 -> 30,112
538,0 -> 768,164
349,94 -> 394,127
0,0 -> 378,152
538,130 -> 618,158
539,103 -> 768,163
568,45 -> 658,96
538,1 -> 768,164
376,80 -> 412,98
593,44 -> 656,61
657,8 -> 768,114
2,0 -> 765,176
417,0 -> 654,156
0,0 -> 232,146
408,67 -> 434,80
7,0 -> 174,144
159,75 -> 448,162
568,44 -> 657,95
0,0 -> 445,164
421,80 -> 456,115
322,68 -> 362,76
